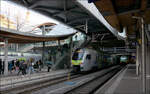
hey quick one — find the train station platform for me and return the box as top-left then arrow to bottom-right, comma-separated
0,68 -> 47,78
0,69 -> 70,90
95,64 -> 143,94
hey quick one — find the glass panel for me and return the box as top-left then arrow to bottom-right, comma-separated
72,52 -> 84,60
0,1 -> 76,35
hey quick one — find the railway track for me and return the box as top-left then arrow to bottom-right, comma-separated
30,65 -> 123,94
15,68 -> 108,94
64,66 -> 122,94
1,73 -> 81,94
1,65 -> 123,94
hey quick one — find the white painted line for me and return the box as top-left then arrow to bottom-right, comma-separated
104,67 -> 127,94
146,75 -> 150,78
0,71 -> 69,89
46,66 -> 120,94
123,77 -> 138,79
94,67 -> 126,94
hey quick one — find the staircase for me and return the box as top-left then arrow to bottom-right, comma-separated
51,51 -> 69,70
72,36 -> 91,52
51,37 -> 91,70
19,44 -> 34,52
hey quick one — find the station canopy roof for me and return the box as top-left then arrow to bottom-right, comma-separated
9,0 -> 123,40
94,0 -> 150,37
8,0 -> 128,48
0,27 -> 74,43
0,0 -> 76,43
4,0 -> 150,47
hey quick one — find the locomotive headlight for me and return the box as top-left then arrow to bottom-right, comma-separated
80,62 -> 83,67
71,62 -> 74,65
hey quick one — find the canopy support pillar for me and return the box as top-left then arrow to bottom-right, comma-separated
85,19 -> 88,34
136,45 -> 140,76
141,18 -> 146,94
4,38 -> 8,75
69,37 -> 73,68
42,25 -> 46,65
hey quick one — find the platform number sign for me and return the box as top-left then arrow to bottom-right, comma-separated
88,0 -> 98,3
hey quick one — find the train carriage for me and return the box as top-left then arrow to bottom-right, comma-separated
71,48 -> 119,72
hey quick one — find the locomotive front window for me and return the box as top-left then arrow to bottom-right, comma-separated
86,54 -> 91,60
72,52 -> 84,60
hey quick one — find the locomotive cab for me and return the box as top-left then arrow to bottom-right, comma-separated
72,50 -> 84,72
72,49 -> 98,72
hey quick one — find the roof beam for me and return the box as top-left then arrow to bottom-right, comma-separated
22,0 -> 30,6
95,0 -> 121,31
67,17 -> 93,24
88,28 -> 107,33
34,8 -> 65,22
34,6 -> 63,12
69,11 -> 89,16
0,27 -> 75,43
52,7 -> 79,17
140,0 -> 148,23
118,9 -> 140,15
141,0 -> 147,11
118,8 -> 150,16
29,0 -> 43,9
34,6 -> 88,17
64,0 -> 67,22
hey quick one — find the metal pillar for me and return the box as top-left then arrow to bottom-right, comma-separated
42,25 -> 46,65
16,43 -> 19,52
114,47 -> 116,53
136,45 -> 140,75
85,19 -> 88,34
145,24 -> 150,94
64,0 -> 67,22
145,24 -> 150,41
42,42 -> 45,63
147,45 -> 150,94
58,40 -> 61,56
141,18 -> 146,93
58,40 -> 60,46
69,37 -> 73,68
139,46 -> 142,77
145,38 -> 149,94
4,38 -> 8,75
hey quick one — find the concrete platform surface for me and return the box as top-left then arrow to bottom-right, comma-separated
95,64 -> 143,94
0,69 -> 70,90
